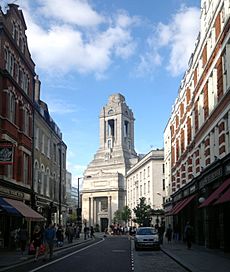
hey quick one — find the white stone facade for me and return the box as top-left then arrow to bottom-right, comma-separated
126,149 -> 165,222
81,94 -> 139,231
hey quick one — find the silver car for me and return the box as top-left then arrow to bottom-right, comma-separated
134,227 -> 160,250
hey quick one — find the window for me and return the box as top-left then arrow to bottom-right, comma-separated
42,133 -> 45,154
23,153 -> 29,185
9,93 -> 16,123
46,168 -> 50,197
6,165 -> 13,179
53,143 -> 57,162
24,109 -> 30,135
35,128 -> 39,149
34,161 -> 39,193
108,119 -> 115,137
223,44 -> 230,93
147,166 -> 150,177
47,138 -> 50,158
124,120 -> 129,137
41,164 -> 45,195
163,179 -> 165,190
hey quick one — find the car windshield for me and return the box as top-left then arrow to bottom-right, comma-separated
136,228 -> 157,235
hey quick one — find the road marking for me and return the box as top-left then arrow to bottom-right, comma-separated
29,240 -> 104,272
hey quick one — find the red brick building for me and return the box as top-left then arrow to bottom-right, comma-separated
0,4 -> 43,248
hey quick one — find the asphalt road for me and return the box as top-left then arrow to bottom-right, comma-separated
3,236 -> 188,272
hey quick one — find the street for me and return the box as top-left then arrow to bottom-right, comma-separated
2,236 -> 188,272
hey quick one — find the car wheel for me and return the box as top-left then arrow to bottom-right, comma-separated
135,244 -> 139,251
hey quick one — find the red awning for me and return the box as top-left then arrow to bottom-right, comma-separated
168,194 -> 196,215
214,186 -> 230,205
4,198 -> 44,221
168,199 -> 184,215
199,178 -> 230,208
173,194 -> 196,215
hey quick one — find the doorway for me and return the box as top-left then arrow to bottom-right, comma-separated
100,218 -> 108,232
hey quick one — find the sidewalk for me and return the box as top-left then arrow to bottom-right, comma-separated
0,233 -> 98,271
161,240 -> 230,272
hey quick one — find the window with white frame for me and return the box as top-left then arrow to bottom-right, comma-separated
223,44 -> 230,93
47,138 -> 50,158
35,127 -> 39,149
34,161 -> 39,193
42,133 -> 45,154
41,164 -> 45,195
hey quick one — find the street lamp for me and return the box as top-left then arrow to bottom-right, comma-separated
58,141 -> 63,225
76,177 -> 83,233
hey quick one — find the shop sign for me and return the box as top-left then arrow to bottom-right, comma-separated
0,186 -> 24,199
200,167 -> 222,188
0,142 -> 14,164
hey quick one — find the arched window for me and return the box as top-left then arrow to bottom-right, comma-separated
46,168 -> 50,197
41,164 -> 45,195
34,161 -> 39,193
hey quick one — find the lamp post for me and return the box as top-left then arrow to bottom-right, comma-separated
76,177 -> 83,234
58,141 -> 63,225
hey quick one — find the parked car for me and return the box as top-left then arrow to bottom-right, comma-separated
134,227 -> 160,250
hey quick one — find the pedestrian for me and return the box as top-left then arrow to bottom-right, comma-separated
43,222 -> 56,261
90,226 -> 95,238
18,223 -> 28,255
165,224 -> 173,243
56,225 -> 64,247
84,225 -> 88,240
32,225 -> 43,261
173,223 -> 180,242
184,221 -> 193,249
158,222 -> 165,244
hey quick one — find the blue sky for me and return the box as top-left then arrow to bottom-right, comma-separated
2,0 -> 201,187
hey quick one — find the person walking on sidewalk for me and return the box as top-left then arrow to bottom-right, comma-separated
90,226 -> 95,239
165,224 -> 173,243
32,225 -> 43,261
184,221 -> 193,249
43,222 -> 56,261
18,223 -> 28,256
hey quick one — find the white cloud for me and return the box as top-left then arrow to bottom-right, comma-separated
37,0 -> 104,27
136,6 -> 200,77
47,99 -> 77,114
19,2 -> 137,78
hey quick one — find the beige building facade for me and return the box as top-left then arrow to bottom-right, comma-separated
126,149 -> 165,225
81,93 -> 138,231
34,76 -> 67,225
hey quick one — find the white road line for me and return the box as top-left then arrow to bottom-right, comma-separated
29,240 -> 104,272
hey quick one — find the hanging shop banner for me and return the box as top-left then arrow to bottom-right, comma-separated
0,142 -> 14,164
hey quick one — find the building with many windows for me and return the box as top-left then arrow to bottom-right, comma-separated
126,149 -> 165,226
0,4 -> 43,248
34,76 -> 67,225
164,0 -> 230,251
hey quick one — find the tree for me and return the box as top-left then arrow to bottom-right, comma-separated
113,209 -> 122,224
133,197 -> 152,227
121,206 -> 131,224
113,206 -> 131,225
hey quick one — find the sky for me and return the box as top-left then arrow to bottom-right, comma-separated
1,0 -> 201,187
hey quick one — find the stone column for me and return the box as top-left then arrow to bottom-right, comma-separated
109,196 -> 112,226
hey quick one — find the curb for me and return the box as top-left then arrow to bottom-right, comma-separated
160,247 -> 192,272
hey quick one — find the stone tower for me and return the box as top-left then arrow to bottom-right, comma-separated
81,93 -> 138,231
